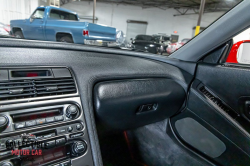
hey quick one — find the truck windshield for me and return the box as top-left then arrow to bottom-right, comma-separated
50,9 -> 78,21
32,8 -> 45,19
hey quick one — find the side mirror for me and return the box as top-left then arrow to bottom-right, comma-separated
30,15 -> 35,22
130,38 -> 133,40
237,42 -> 250,64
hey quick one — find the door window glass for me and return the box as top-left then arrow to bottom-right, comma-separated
50,9 -> 77,21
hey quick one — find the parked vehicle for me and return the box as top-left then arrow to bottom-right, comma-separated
0,22 -> 10,36
153,34 -> 171,52
107,30 -> 127,48
10,6 -> 116,44
131,35 -> 162,54
167,38 -> 190,54
226,40 -> 250,63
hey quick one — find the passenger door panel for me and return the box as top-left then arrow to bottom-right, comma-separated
170,63 -> 250,166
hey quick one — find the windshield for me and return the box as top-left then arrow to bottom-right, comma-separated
0,0 -> 242,55
135,35 -> 154,41
181,39 -> 190,43
32,8 -> 45,19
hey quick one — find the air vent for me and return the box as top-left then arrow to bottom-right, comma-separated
0,78 -> 76,101
199,86 -> 239,119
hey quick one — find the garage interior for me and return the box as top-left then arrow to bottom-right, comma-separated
0,0 -> 241,42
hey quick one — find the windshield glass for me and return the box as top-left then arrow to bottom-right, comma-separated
32,8 -> 45,19
0,0 -> 242,55
135,35 -> 154,41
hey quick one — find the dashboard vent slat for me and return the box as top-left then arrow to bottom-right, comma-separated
36,85 -> 75,91
0,93 -> 35,99
0,90 -> 10,95
34,79 -> 74,83
35,82 -> 74,87
0,85 -> 33,90
37,89 -> 76,95
0,81 -> 31,85
0,78 -> 77,101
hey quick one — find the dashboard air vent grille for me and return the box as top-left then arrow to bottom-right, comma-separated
0,78 -> 76,101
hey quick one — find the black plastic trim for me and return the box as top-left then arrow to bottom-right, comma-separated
94,78 -> 186,130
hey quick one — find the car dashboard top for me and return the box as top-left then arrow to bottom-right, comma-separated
0,40 -> 191,166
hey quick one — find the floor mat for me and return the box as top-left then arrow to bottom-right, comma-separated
126,119 -> 211,166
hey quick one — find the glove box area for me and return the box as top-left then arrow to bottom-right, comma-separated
93,78 -> 186,130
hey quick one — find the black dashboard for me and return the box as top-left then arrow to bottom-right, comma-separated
1,3 -> 249,164
0,67 -> 93,166
0,39 -> 193,166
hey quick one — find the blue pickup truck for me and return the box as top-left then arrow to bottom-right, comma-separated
10,6 -> 116,44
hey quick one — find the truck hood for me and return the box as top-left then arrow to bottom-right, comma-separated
10,19 -> 28,27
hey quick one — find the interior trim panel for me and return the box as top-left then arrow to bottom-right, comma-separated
0,38 -> 197,75
94,78 -> 186,130
0,46 -> 194,166
175,117 -> 226,158
169,67 -> 250,165
171,110 -> 250,166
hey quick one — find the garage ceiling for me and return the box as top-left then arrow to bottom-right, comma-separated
63,0 -> 242,15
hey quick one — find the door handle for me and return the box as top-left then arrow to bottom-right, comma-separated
40,20 -> 44,23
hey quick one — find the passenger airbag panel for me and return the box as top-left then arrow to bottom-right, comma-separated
94,78 -> 186,130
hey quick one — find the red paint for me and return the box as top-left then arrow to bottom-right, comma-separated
4,27 -> 10,32
26,73 -> 38,77
226,40 -> 250,63
3,25 -> 10,32
83,30 -> 89,36
123,131 -> 148,166
11,149 -> 42,156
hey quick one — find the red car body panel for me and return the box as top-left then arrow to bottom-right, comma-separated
167,39 -> 190,54
4,25 -> 10,33
226,40 -> 250,63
